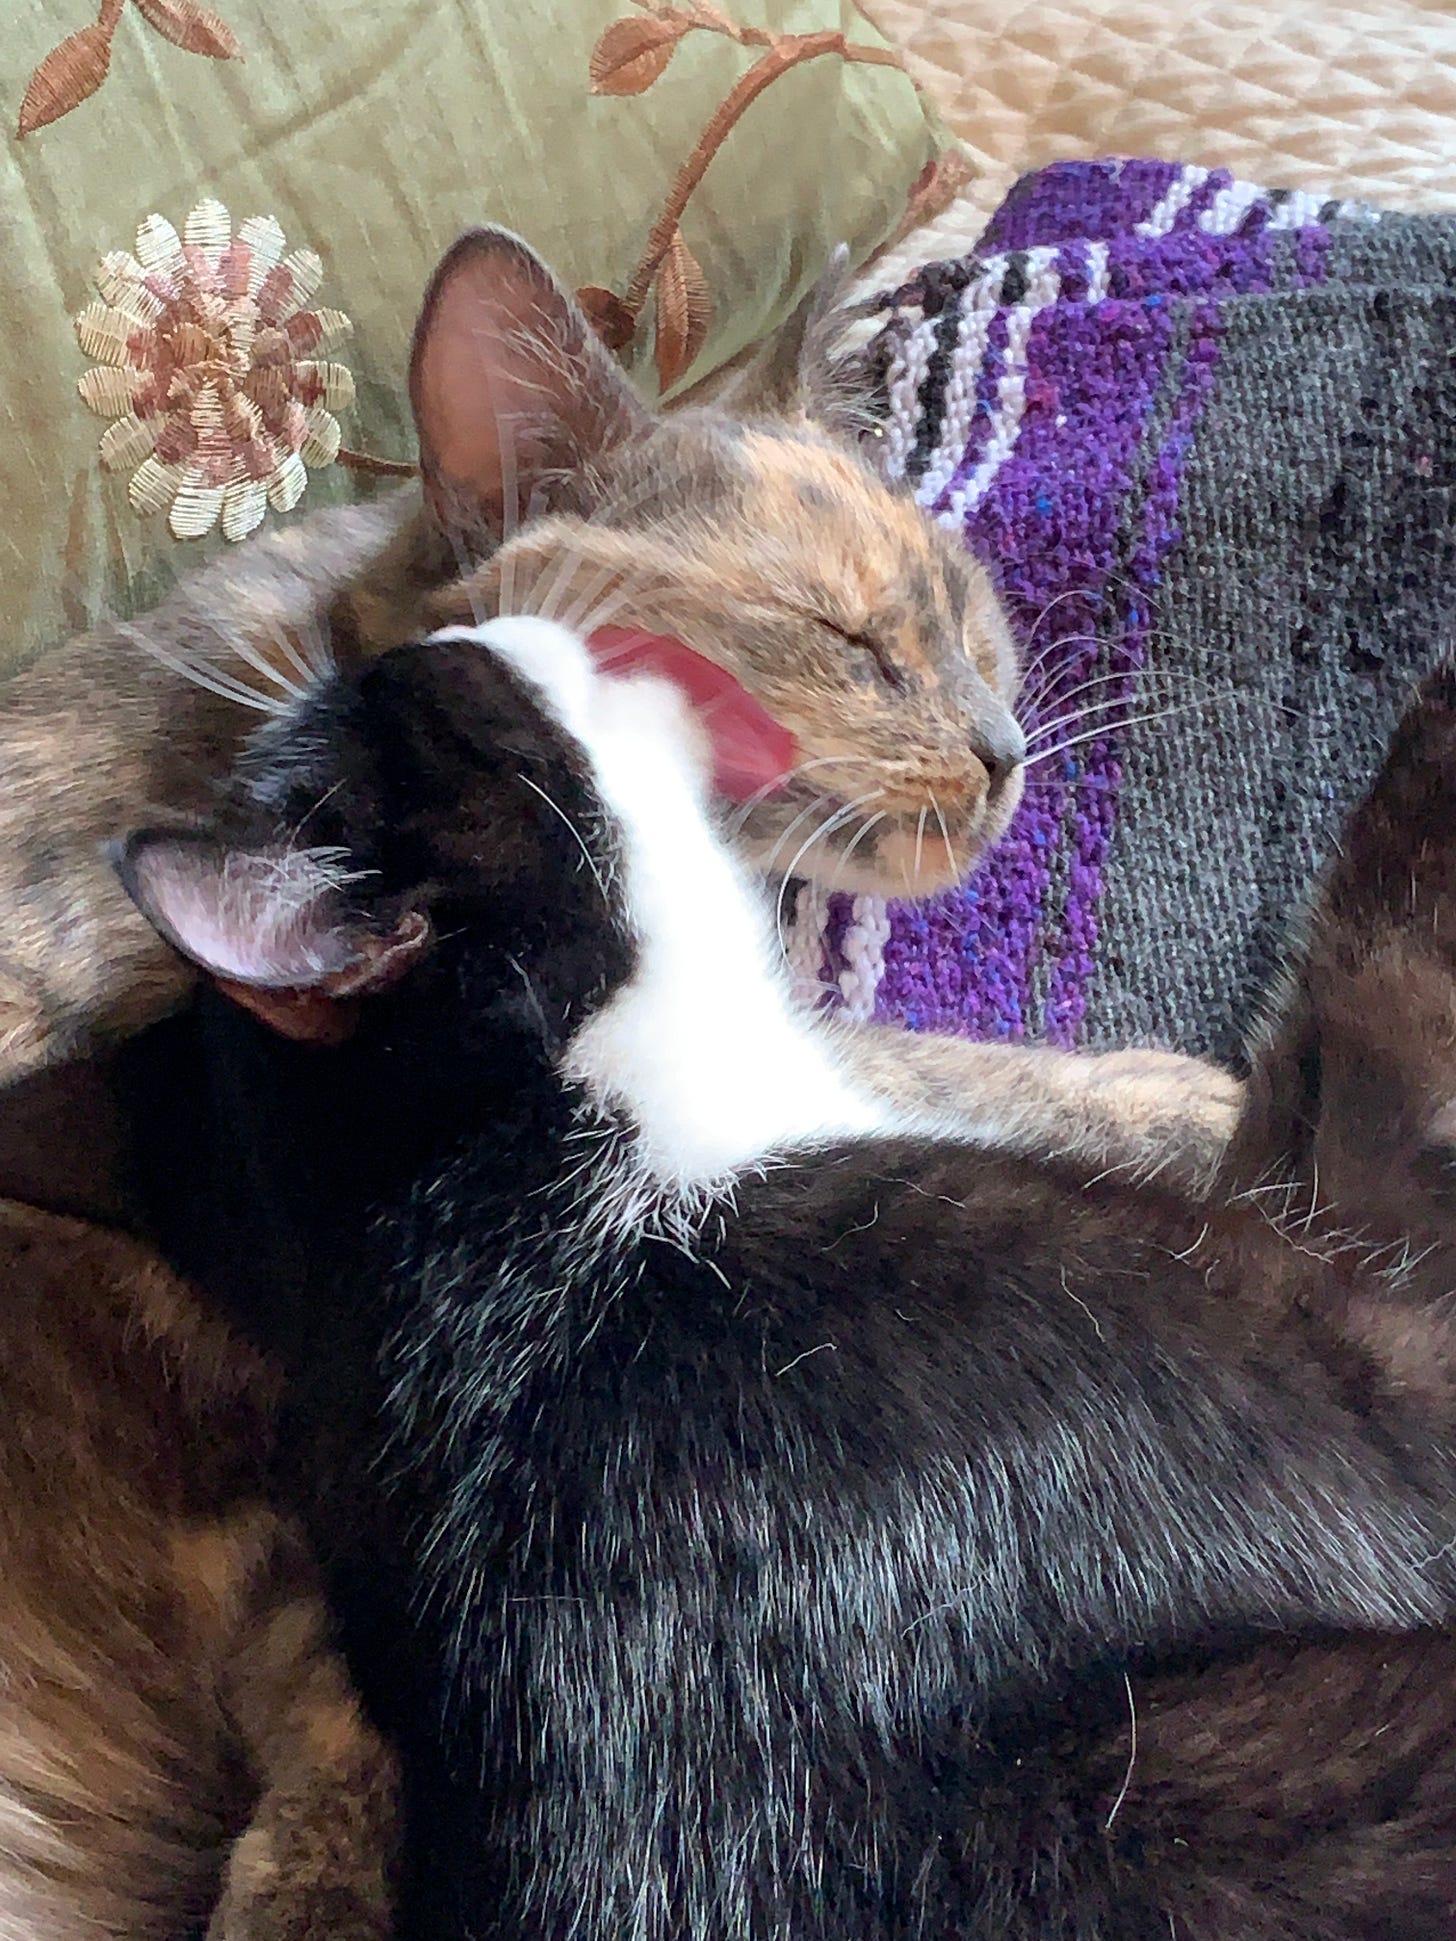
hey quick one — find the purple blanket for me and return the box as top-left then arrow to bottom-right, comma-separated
794,160 -> 1456,1068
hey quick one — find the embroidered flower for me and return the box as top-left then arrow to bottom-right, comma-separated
73,198 -> 355,542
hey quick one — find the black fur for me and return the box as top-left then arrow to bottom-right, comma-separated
121,639 -> 1456,1937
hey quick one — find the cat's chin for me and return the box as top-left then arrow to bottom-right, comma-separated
745,825 -> 1001,900
742,771 -> 1024,901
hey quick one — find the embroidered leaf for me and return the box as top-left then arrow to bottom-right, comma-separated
131,0 -> 243,59
18,27 -> 113,136
577,285 -> 637,352
589,14 -> 685,94
653,229 -> 711,391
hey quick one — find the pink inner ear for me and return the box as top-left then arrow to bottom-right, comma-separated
586,627 -> 798,802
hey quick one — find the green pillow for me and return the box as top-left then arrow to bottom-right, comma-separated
3,0 -> 946,674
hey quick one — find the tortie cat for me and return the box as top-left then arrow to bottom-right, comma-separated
115,610 -> 1456,1939
0,1195 -> 396,1940
0,228 -> 1236,1194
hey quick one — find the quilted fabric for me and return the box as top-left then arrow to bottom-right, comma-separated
796,160 -> 1456,1064
859,0 -> 1456,277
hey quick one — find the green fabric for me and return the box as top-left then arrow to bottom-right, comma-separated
3,0 -> 939,672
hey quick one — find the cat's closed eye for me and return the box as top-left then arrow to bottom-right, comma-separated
812,616 -> 910,694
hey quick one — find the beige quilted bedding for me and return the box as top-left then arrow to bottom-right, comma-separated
861,0 -> 1456,276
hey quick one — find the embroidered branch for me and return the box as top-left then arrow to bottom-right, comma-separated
578,0 -> 903,390
19,0 -> 241,138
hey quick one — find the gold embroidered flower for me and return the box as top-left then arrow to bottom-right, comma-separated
73,198 -> 355,542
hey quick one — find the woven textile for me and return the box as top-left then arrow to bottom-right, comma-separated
799,159 -> 1456,1067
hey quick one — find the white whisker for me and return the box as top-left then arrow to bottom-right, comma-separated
1025,698 -> 1227,770
126,630 -> 289,715
928,788 -> 960,884
772,788 -> 887,947
834,809 -> 888,881
517,773 -> 610,906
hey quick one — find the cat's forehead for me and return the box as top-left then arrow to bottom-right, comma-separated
627,414 -> 962,583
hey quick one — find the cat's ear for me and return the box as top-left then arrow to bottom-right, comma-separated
711,245 -> 865,431
112,832 -> 431,1045
409,228 -> 652,546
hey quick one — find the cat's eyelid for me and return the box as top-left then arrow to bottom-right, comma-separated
811,615 -> 909,695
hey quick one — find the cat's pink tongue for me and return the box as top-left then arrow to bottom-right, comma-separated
586,626 -> 797,803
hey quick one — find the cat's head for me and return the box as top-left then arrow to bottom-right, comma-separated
359,230 -> 1024,897
113,618 -> 729,1059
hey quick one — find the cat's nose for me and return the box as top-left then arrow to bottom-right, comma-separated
973,714 -> 1026,797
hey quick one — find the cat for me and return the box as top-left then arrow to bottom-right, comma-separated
114,608 -> 1456,1938
0,1194 -> 397,1940
0,227 -> 1237,1197
0,222 -> 1231,1940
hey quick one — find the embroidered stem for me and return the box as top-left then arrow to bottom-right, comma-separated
337,446 -> 418,478
620,32 -> 900,320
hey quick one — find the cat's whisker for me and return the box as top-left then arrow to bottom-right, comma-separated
1023,693 -> 1144,752
126,630 -> 290,715
517,773 -> 611,908
833,809 -> 889,883
725,757 -> 903,839
928,788 -> 961,884
558,564 -> 624,636
1022,584 -> 1115,642
913,805 -> 928,884
205,623 -> 315,707
254,622 -> 323,696
1020,659 -> 1138,716
566,588 -> 638,640
442,526 -> 489,623
1025,698 -> 1228,771
760,792 -> 845,881
512,539 -> 584,633
772,788 -> 887,948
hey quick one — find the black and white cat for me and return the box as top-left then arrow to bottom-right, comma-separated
118,615 -> 1456,1938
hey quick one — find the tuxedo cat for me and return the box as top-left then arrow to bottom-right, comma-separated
117,616 -> 1456,1938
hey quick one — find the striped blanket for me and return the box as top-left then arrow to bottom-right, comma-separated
794,160 -> 1456,1068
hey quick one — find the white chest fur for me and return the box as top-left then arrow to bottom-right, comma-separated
445,618 -> 895,1198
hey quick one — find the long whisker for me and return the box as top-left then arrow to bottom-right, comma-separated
1020,661 -> 1136,716
1025,698 -> 1228,770
929,788 -> 960,885
517,773 -> 610,906
725,756 -> 904,838
759,792 -> 845,879
913,804 -> 928,884
127,630 -> 289,715
834,809 -> 888,882
773,788 -> 887,948
564,587 -> 637,639
518,538 -> 587,632
1023,693 -> 1145,751
188,619 -> 319,707
560,564 -> 624,636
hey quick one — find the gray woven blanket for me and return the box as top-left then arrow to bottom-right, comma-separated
792,162 -> 1456,1069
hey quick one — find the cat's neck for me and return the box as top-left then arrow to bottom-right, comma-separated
526,653 -> 892,1197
